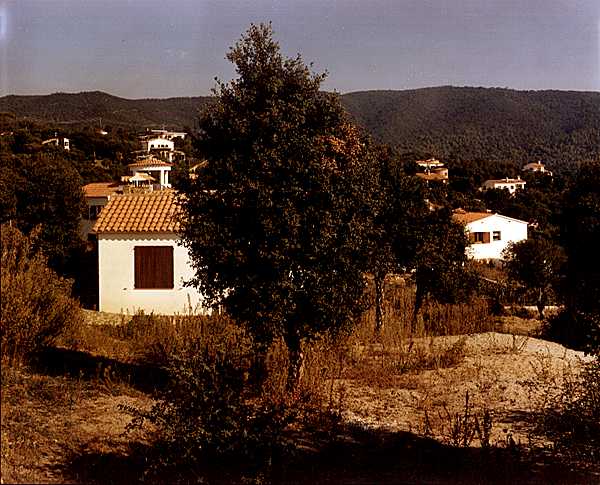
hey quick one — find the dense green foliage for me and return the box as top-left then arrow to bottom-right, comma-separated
178,24 -> 372,389
0,91 -> 212,130
0,225 -> 81,365
549,162 -> 600,354
503,238 -> 566,319
3,87 -> 599,173
344,87 -> 600,171
0,152 -> 85,269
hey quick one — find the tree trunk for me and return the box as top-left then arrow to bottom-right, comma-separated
249,345 -> 269,391
374,274 -> 385,334
284,331 -> 304,394
536,287 -> 546,320
412,284 -> 425,333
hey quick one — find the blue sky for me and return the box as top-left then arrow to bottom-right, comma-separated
2,0 -> 599,98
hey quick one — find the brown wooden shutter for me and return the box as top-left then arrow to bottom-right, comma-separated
483,232 -> 491,243
134,246 -> 174,289
469,233 -> 476,243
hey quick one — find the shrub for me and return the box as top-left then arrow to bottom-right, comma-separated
123,314 -> 343,481
543,308 -> 600,354
540,359 -> 600,469
1,224 -> 81,365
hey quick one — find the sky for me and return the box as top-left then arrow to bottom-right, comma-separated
1,0 -> 599,98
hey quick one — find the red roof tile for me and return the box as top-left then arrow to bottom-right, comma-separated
92,190 -> 181,234
452,210 -> 492,225
83,182 -> 121,198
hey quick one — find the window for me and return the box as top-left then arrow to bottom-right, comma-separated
89,205 -> 102,220
470,232 -> 490,244
134,246 -> 174,289
493,231 -> 501,241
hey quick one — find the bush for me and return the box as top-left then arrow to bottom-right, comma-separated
1,224 -> 81,365
541,359 -> 600,468
123,315 -> 342,481
543,308 -> 600,354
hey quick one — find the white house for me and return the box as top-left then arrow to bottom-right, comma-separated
127,156 -> 173,189
92,190 -> 205,315
149,129 -> 187,141
416,158 -> 444,170
42,136 -> 70,151
416,167 -> 449,184
523,162 -> 552,176
453,209 -> 528,261
481,178 -> 526,195
137,130 -> 186,163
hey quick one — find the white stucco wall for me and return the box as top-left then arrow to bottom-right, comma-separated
98,233 -> 206,314
465,214 -> 528,261
147,138 -> 174,151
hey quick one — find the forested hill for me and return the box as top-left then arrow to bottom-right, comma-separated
342,87 -> 600,167
2,87 -> 599,167
0,91 -> 213,130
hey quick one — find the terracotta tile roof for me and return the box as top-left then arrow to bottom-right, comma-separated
92,190 -> 181,234
83,182 -> 121,198
127,156 -> 173,169
452,209 -> 492,225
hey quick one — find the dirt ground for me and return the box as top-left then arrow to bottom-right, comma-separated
341,332 -> 593,447
1,327 -> 598,483
0,369 -> 152,484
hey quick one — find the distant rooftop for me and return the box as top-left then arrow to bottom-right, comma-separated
452,209 -> 492,225
83,182 -> 121,198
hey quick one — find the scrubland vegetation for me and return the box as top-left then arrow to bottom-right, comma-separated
2,267 -> 599,482
2,23 -> 599,484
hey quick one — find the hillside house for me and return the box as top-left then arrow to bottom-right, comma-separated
453,209 -> 528,261
92,190 -> 205,314
522,161 -> 552,176
137,130 -> 186,163
148,129 -> 186,140
416,167 -> 449,184
481,178 -> 526,195
125,156 -> 173,189
415,158 -> 449,184
416,158 -> 444,170
42,136 -> 70,151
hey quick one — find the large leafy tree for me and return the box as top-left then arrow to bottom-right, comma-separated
503,238 -> 566,319
411,207 -> 474,327
178,24 -> 371,389
1,152 -> 85,271
363,151 -> 473,332
558,162 -> 600,353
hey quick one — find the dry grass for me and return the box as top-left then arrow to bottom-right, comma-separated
4,280 -> 597,483
0,365 -> 150,484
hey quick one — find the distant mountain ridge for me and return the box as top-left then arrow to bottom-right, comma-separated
2,87 -> 599,167
0,91 -> 213,130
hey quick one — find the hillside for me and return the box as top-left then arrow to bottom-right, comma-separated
342,87 -> 600,167
0,91 -> 212,130
2,87 -> 599,167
